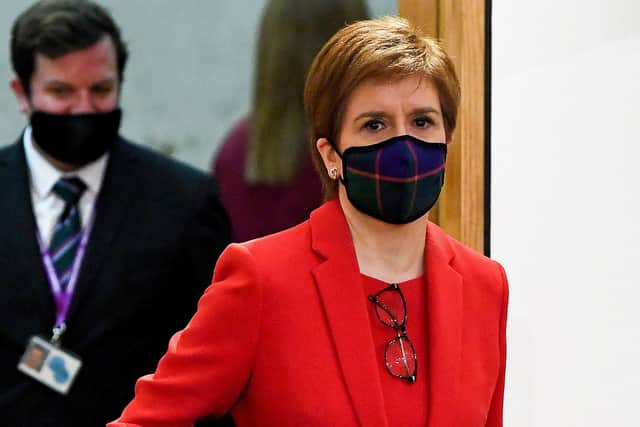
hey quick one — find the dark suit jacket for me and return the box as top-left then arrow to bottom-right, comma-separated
111,199 -> 508,427
0,137 -> 231,426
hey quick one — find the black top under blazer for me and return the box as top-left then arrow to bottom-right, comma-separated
0,136 -> 231,426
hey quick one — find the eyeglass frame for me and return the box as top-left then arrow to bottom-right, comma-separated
367,282 -> 417,383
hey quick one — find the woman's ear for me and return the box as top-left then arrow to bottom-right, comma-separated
316,138 -> 342,175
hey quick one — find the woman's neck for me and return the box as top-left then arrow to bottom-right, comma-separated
338,191 -> 427,284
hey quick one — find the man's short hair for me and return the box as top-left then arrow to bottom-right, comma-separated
11,0 -> 129,93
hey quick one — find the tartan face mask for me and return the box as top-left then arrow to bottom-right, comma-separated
336,134 -> 447,224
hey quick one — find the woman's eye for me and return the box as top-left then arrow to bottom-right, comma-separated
414,116 -> 433,128
363,119 -> 384,131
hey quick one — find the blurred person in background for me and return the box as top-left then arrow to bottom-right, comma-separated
212,0 -> 369,242
110,16 -> 508,427
0,1 -> 230,425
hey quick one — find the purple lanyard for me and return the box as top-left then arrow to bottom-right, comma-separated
36,207 -> 95,342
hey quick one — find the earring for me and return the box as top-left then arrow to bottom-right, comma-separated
329,167 -> 338,180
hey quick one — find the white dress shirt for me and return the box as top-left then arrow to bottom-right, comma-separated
23,126 -> 109,247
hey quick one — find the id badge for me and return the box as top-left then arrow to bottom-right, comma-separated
18,336 -> 82,394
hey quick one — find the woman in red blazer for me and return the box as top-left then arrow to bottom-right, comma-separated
110,16 -> 508,427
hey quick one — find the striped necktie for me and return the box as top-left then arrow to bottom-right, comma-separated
50,177 -> 87,290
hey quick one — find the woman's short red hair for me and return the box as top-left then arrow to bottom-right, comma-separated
304,16 -> 460,199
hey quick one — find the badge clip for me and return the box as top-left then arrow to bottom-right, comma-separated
51,323 -> 66,346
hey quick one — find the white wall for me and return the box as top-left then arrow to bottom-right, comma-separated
0,0 -> 397,170
492,1 -> 640,425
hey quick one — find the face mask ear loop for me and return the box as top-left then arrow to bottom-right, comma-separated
327,139 -> 347,184
27,99 -> 37,118
441,145 -> 448,186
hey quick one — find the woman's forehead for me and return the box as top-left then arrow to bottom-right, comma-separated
343,75 -> 441,117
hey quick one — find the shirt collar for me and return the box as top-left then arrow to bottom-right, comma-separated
23,125 -> 109,198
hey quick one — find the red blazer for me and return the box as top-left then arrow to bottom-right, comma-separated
109,199 -> 508,427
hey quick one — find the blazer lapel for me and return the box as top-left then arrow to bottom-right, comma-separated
310,200 -> 388,427
66,139 -> 138,320
0,140 -> 55,340
425,223 -> 463,426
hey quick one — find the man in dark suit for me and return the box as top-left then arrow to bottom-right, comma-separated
0,1 -> 232,425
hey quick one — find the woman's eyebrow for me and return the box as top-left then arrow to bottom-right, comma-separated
411,107 -> 441,116
353,107 -> 442,122
353,110 -> 387,121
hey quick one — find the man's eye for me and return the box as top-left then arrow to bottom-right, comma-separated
92,85 -> 114,95
363,119 -> 384,131
48,87 -> 71,97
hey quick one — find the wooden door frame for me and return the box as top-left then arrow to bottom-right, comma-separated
398,0 -> 490,255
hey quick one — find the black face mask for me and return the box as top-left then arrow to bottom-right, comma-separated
30,108 -> 122,167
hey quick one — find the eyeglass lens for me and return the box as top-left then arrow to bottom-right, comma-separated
386,334 -> 417,380
372,287 -> 406,327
